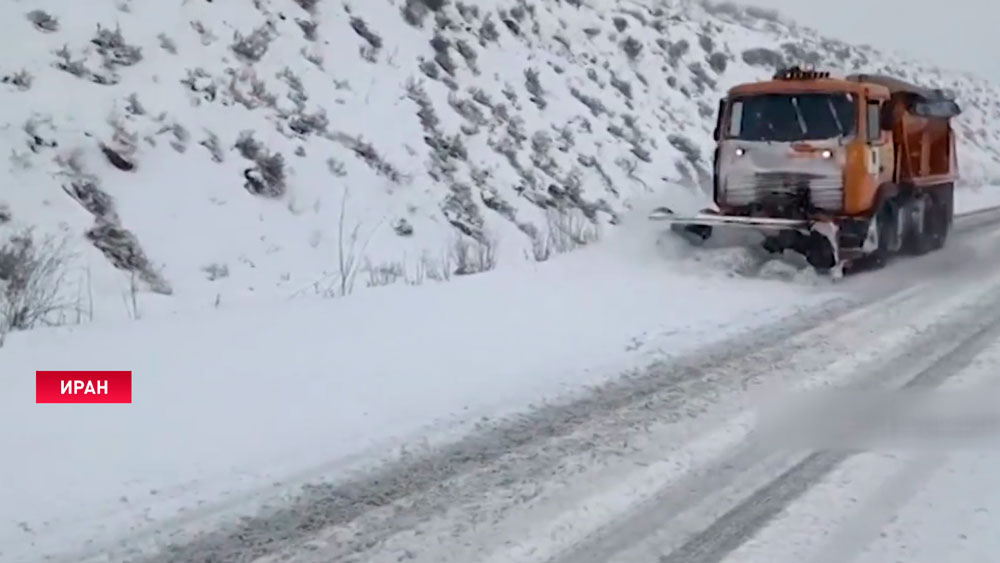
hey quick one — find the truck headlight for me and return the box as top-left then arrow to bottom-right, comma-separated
821,149 -> 833,159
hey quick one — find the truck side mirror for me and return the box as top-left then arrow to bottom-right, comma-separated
713,98 -> 726,141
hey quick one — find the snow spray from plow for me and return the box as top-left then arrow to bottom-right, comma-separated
650,204 -> 1000,281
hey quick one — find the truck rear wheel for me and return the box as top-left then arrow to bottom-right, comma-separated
903,186 -> 952,255
900,192 -> 932,255
871,202 -> 898,267
926,184 -> 953,250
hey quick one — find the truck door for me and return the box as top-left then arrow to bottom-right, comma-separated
865,99 -> 892,183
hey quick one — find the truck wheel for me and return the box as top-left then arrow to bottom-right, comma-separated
926,185 -> 953,250
804,231 -> 836,271
860,202 -> 897,269
902,192 -> 936,255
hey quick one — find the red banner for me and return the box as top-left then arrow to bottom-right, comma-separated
36,371 -> 132,403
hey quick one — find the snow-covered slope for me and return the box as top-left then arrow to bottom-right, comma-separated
2,0 -> 1000,318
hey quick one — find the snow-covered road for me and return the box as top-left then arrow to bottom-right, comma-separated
4,202 -> 1000,563
70,209 -> 1000,562
303,218 -> 1000,563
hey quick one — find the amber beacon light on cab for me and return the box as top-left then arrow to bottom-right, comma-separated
650,66 -> 962,276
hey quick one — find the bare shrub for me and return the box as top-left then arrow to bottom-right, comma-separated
244,152 -> 286,197
401,0 -> 445,27
181,67 -> 217,103
27,10 -> 59,32
610,73 -> 633,99
225,68 -> 276,109
92,24 -> 143,67
333,186 -> 381,297
100,115 -> 139,170
233,130 -> 263,160
742,47 -> 785,68
86,221 -> 172,294
699,33 -> 714,53
451,235 -> 496,275
455,2 -> 480,22
190,20 -> 218,46
533,208 -> 599,260
329,132 -> 405,183
53,46 -> 90,79
781,42 -> 821,66
350,17 -> 382,51
708,52 -> 728,73
296,18 -> 318,41
158,33 -> 178,54
301,46 -> 324,68
100,143 -> 135,171
287,110 -> 329,137
669,133 -> 702,169
621,36 -> 643,60
455,39 -> 479,73
364,260 -> 405,288
326,156 -> 347,176
421,251 -> 452,282
0,229 -> 76,345
393,218 -> 414,236
202,262 -> 229,281
293,0 -> 319,13
62,177 -> 118,221
478,15 -> 499,43
666,39 -> 690,65
569,87 -> 607,116
200,131 -> 224,162
419,58 -> 439,79
430,34 -> 457,76
125,92 -> 145,115
2,70 -> 33,91
234,131 -> 286,197
688,61 -> 716,91
231,25 -> 272,63
524,68 -> 545,109
277,66 -> 307,108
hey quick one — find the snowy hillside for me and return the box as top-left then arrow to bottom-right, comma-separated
2,0 -> 1000,320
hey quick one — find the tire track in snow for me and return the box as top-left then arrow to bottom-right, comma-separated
543,262 -> 1000,563
121,296 -> 863,563
656,283 -> 1000,563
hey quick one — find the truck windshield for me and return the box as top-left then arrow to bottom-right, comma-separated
726,93 -> 856,142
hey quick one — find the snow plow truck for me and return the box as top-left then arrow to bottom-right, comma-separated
651,66 -> 962,276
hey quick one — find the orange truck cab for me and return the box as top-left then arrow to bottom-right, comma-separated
652,66 -> 962,274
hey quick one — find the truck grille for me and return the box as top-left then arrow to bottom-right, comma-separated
722,171 -> 843,211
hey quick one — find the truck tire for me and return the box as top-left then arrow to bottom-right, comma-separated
901,191 -> 936,255
926,184 -> 953,250
862,201 -> 897,269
